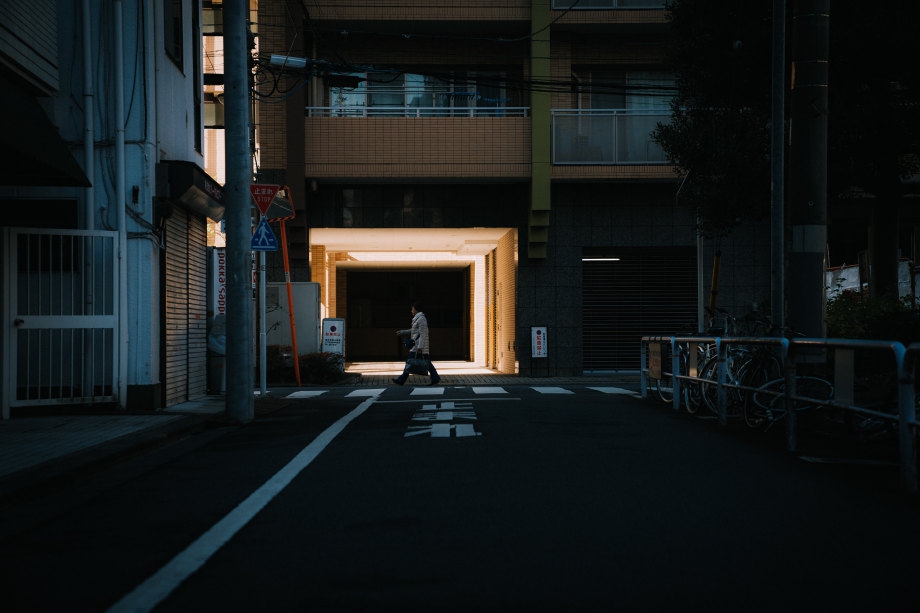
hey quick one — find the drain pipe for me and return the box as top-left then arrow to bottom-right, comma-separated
82,0 -> 94,230
114,0 -> 128,408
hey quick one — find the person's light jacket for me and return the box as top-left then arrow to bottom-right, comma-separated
399,311 -> 430,355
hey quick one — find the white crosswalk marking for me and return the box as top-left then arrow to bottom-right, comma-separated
531,387 -> 575,394
472,386 -> 508,394
347,388 -> 386,397
284,391 -> 328,398
409,387 -> 446,396
588,387 -> 638,396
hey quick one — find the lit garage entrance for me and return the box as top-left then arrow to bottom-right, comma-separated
310,228 -> 518,374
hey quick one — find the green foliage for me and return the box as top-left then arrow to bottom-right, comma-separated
266,346 -> 345,384
654,0 -> 773,238
826,291 -> 920,345
299,351 -> 345,384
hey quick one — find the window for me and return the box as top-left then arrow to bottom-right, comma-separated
164,0 -> 183,69
588,70 -> 674,110
329,71 -> 516,116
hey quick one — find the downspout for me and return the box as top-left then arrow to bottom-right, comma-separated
114,0 -> 128,408
82,0 -> 95,230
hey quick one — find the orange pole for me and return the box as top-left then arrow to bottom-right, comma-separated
280,220 -> 301,386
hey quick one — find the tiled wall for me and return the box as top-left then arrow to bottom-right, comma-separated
305,118 -> 532,179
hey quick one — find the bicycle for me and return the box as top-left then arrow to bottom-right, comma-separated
745,374 -> 834,431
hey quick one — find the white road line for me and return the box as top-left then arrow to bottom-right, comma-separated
531,387 -> 575,394
105,396 -> 378,613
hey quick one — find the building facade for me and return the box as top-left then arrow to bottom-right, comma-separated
0,0 -> 225,416
255,0 -> 772,375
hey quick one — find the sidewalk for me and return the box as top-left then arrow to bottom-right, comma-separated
0,364 -> 640,499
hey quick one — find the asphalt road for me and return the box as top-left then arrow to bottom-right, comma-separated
1,385 -> 918,612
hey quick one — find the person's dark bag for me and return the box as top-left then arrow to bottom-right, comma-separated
403,337 -> 415,349
406,353 -> 429,375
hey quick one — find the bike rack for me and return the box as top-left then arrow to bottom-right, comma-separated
641,335 -> 920,494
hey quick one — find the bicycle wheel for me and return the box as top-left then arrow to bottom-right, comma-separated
682,344 -> 706,415
751,375 -> 834,425
740,353 -> 783,429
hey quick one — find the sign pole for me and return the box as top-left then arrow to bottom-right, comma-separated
280,219 -> 301,386
259,251 -> 267,396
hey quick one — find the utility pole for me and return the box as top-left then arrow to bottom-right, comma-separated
770,0 -> 786,331
786,0 -> 829,338
224,0 -> 254,423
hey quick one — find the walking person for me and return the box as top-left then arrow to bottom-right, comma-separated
393,301 -> 441,385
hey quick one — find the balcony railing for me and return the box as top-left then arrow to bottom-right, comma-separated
552,109 -> 671,165
552,0 -> 666,8
307,106 -> 530,118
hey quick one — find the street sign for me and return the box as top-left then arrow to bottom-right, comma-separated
251,217 -> 279,251
250,184 -> 281,217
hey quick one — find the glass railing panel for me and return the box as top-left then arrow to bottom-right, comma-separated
308,106 -> 529,118
552,109 -> 670,165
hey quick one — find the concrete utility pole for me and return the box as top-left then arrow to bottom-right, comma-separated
770,0 -> 786,331
224,0 -> 254,423
786,0 -> 829,338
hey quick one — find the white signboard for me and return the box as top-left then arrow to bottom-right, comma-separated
322,318 -> 345,355
531,326 -> 547,358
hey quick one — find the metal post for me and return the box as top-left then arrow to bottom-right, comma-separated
785,357 -> 797,452
224,0 -> 254,423
280,220 -> 301,386
896,345 -> 917,494
671,336 -> 681,412
717,339 -> 728,427
259,251 -> 267,396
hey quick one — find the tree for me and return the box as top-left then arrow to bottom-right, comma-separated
656,0 -> 920,300
827,0 -> 920,299
652,0 -> 774,239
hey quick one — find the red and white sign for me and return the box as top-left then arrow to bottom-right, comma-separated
250,184 -> 281,216
531,327 -> 547,358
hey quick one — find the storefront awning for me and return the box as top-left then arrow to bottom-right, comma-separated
0,75 -> 91,187
157,160 -> 225,221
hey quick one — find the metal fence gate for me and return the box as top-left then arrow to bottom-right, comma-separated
2,228 -> 120,417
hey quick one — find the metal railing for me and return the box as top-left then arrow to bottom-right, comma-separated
552,109 -> 671,165
640,335 -> 920,494
307,106 -> 529,118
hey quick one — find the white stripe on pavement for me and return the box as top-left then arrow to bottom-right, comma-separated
105,395 -> 378,613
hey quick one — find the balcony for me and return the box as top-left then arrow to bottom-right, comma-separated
552,0 -> 666,7
309,106 -> 529,118
551,0 -> 668,30
552,109 -> 669,165
305,1 -> 531,22
304,111 -> 531,180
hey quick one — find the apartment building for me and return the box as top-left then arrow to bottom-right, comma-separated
1,0 -> 225,416
251,0 -> 770,375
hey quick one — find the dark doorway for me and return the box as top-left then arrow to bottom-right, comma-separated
341,268 -> 469,360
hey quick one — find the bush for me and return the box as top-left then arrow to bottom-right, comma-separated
265,346 -> 345,384
299,351 -> 345,384
826,290 -> 920,345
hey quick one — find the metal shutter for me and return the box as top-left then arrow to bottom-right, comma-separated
164,209 -> 208,406
583,246 -> 697,371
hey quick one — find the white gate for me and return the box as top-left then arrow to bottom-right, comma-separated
2,228 -> 120,417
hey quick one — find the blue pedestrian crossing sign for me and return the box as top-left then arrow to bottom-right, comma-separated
251,217 -> 279,251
